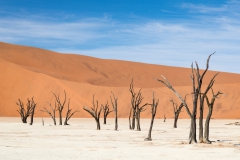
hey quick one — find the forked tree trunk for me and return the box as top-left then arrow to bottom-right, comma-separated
22,117 -> 27,123
203,89 -> 222,144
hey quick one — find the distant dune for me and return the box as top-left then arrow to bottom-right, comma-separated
0,41 -> 240,119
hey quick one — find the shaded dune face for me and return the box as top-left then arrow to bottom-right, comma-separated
0,41 -> 240,118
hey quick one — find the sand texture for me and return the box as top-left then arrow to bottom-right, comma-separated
0,41 -> 240,118
0,118 -> 240,160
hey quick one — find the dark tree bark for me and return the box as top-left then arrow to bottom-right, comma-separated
156,53 -> 215,144
170,100 -> 183,128
41,102 -> 57,125
29,98 -> 37,125
145,93 -> 159,141
64,99 -> 79,125
129,79 -> 148,131
101,101 -> 113,124
203,89 -> 223,144
199,73 -> 219,142
83,95 -> 102,130
16,97 -> 36,124
52,91 -> 66,125
164,114 -> 166,122
110,92 -> 118,130
129,108 -> 132,129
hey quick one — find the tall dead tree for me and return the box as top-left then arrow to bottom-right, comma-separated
83,95 -> 102,130
41,102 -> 57,125
110,92 -> 118,130
16,97 -> 36,124
204,89 -> 223,144
145,93 -> 159,141
53,91 -> 66,125
129,79 -> 148,131
170,95 -> 187,128
199,73 -> 219,142
101,101 -> 113,124
64,99 -> 79,125
156,53 -> 215,144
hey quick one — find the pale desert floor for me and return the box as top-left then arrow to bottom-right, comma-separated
0,118 -> 240,160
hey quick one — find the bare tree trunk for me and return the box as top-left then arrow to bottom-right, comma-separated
132,112 -> 136,130
30,108 -> 35,125
173,113 -> 179,128
42,118 -> 44,126
145,93 -> 159,141
203,89 -> 222,144
203,107 -> 212,144
199,100 -> 204,143
129,108 -> 132,129
110,92 -> 118,131
96,119 -> 101,130
189,116 -> 197,144
59,110 -> 62,125
136,111 -> 141,131
22,117 -> 27,123
103,117 -> 107,124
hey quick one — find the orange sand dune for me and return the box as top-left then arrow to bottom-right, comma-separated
0,42 -> 240,119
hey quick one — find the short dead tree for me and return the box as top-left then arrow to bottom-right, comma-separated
145,93 -> 159,141
16,97 -> 37,124
64,99 -> 79,125
164,114 -> 166,122
110,92 -> 118,130
170,100 -> 183,128
170,95 -> 187,128
101,101 -> 113,124
83,95 -> 102,130
52,91 -> 67,125
129,79 -> 148,131
204,89 -> 223,144
41,102 -> 57,125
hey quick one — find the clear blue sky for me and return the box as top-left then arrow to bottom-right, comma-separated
0,0 -> 240,73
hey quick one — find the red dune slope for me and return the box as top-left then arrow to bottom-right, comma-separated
0,42 -> 240,119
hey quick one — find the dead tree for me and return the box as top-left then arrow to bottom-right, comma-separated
170,95 -> 187,128
204,89 -> 223,144
145,93 -> 159,141
29,98 -> 37,125
156,53 -> 215,144
16,97 -> 36,124
110,92 -> 118,130
101,101 -> 113,124
53,91 -> 66,125
41,102 -> 57,125
129,79 -> 148,131
199,73 -> 219,142
164,114 -> 166,122
64,99 -> 79,125
83,95 -> 102,130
